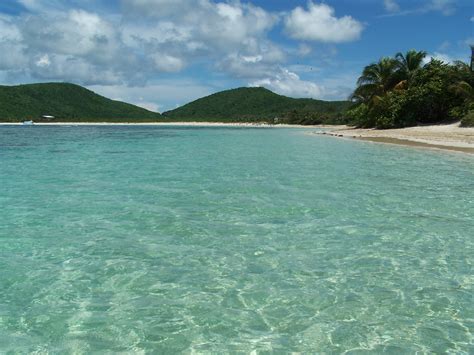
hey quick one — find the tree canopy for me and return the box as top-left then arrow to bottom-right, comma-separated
0,83 -> 161,122
348,50 -> 474,128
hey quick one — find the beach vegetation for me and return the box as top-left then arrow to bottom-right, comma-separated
461,110 -> 474,127
348,50 -> 474,129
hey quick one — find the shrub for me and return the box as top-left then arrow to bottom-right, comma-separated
461,110 -> 474,127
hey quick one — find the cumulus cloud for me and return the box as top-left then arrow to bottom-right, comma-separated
22,10 -> 119,62
29,53 -> 122,85
121,0 -> 277,53
0,0 -> 362,107
384,0 -> 400,12
0,0 -> 284,89
36,54 -> 51,68
217,42 -> 286,79
151,54 -> 185,73
89,80 -> 214,112
0,15 -> 22,41
250,69 -> 324,99
0,15 -> 27,70
284,1 -> 364,43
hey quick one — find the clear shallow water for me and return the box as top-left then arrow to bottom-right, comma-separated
0,125 -> 473,353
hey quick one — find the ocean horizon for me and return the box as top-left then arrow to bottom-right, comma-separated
1,125 -> 473,353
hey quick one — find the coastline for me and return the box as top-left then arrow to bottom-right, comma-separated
320,123 -> 474,154
0,121 -> 346,129
2,120 -> 473,154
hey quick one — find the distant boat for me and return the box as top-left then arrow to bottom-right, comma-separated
22,120 -> 34,125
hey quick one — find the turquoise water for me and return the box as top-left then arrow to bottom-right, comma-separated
0,125 -> 473,353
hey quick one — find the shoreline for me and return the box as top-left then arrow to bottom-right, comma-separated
2,121 -> 473,154
0,121 -> 347,129
319,123 -> 474,154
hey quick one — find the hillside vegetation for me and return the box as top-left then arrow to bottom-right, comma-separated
0,83 -> 161,122
163,87 -> 350,124
348,50 -> 474,128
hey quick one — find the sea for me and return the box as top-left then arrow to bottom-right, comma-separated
0,125 -> 473,353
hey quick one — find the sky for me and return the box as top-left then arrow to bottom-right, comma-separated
0,0 -> 472,112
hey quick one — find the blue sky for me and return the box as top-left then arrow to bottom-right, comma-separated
0,0 -> 472,112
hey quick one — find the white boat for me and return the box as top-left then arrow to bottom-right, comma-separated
22,120 -> 34,125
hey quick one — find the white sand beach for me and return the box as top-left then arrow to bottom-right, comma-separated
320,123 -> 474,154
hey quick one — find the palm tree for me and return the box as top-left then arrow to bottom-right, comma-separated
351,57 -> 399,105
394,50 -> 427,89
449,61 -> 474,100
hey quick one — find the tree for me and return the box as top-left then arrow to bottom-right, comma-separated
394,50 -> 427,86
352,57 -> 399,106
348,50 -> 473,129
449,61 -> 474,101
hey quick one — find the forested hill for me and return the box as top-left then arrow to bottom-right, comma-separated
163,87 -> 350,124
0,83 -> 161,122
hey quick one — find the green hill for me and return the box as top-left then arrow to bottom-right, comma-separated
163,87 -> 350,124
0,83 -> 161,122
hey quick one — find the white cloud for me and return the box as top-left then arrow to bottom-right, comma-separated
121,0 -> 277,53
121,0 -> 192,18
22,10 -> 119,63
284,1 -> 364,43
241,55 -> 263,64
18,0 -> 64,12
0,15 -> 22,42
379,0 -> 458,17
36,54 -> 51,68
121,21 -> 191,48
0,16 -> 27,70
250,69 -> 324,99
428,0 -> 456,15
317,73 -> 359,100
0,42 -> 27,70
134,101 -> 161,112
152,54 -> 185,73
0,0 -> 362,107
89,81 -> 214,112
217,43 -> 286,80
0,0 -> 283,87
384,0 -> 400,12
29,53 -> 121,85
424,52 -> 455,64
